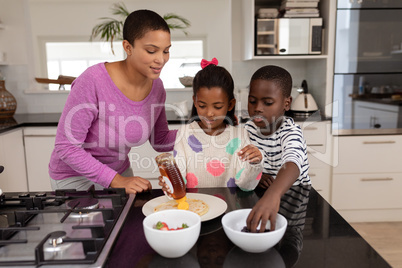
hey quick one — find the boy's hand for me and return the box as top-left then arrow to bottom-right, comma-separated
238,145 -> 262,164
158,175 -> 173,198
258,173 -> 274,189
246,191 -> 281,232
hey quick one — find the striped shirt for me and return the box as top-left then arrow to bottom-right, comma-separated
245,117 -> 311,185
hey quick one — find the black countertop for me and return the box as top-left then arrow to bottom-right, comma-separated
106,186 -> 390,267
0,110 -> 330,134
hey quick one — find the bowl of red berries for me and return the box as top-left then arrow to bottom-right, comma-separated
143,209 -> 201,258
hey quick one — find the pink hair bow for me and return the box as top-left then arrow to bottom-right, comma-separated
200,57 -> 218,69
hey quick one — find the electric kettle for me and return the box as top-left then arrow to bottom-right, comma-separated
290,80 -> 318,115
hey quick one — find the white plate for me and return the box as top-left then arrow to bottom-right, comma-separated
142,193 -> 228,222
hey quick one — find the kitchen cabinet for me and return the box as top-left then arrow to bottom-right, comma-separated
0,129 -> 28,191
241,0 -> 336,118
242,0 -> 334,59
332,135 -> 402,222
23,127 -> 56,191
128,124 -> 181,189
353,100 -> 399,129
300,120 -> 332,201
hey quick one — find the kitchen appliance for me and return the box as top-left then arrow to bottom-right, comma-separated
255,18 -> 322,55
332,0 -> 402,135
0,186 -> 134,267
290,80 -> 319,117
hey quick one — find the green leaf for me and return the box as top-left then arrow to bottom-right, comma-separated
155,221 -> 164,229
90,3 -> 190,53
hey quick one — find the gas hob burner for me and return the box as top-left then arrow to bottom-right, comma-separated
44,231 -> 73,253
67,197 -> 100,210
48,231 -> 67,247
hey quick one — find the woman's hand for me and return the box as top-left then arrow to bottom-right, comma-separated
158,176 -> 173,198
238,144 -> 263,164
110,174 -> 152,194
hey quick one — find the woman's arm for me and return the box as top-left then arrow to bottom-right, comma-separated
53,76 -> 118,187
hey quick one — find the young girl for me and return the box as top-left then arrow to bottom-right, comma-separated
160,58 -> 262,191
49,10 -> 177,194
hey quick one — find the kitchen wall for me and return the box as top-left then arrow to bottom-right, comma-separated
0,0 -> 232,114
1,0 -> 328,114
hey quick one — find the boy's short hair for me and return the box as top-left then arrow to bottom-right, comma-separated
250,65 -> 292,97
123,9 -> 170,46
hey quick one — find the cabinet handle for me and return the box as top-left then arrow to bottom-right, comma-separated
360,177 -> 393,182
304,127 -> 318,131
309,173 -> 316,177
362,141 -> 395,144
24,135 -> 56,138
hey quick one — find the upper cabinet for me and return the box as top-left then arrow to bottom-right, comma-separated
241,0 -> 335,60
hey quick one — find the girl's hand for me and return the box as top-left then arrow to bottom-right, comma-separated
258,173 -> 274,189
238,145 -> 263,164
158,176 -> 173,198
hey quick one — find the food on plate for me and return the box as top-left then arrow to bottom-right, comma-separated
241,226 -> 271,233
154,198 -> 209,216
154,221 -> 189,231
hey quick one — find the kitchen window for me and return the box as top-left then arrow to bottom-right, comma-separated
43,39 -> 203,90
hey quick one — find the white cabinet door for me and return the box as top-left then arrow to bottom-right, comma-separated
129,124 -> 181,189
0,129 -> 28,192
300,120 -> 332,201
24,127 -> 57,191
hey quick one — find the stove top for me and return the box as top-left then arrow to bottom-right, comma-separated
0,186 -> 134,267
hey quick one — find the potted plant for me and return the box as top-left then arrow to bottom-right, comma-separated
90,2 -> 191,54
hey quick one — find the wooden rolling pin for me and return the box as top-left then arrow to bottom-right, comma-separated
35,75 -> 76,85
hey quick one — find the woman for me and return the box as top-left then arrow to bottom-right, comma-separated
49,10 -> 177,194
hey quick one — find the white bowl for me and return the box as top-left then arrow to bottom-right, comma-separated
143,210 -> 201,258
179,76 -> 194,87
221,208 -> 287,253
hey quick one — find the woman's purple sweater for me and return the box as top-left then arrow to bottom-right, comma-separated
49,63 -> 177,187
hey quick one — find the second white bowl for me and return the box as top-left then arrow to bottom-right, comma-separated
221,208 -> 287,253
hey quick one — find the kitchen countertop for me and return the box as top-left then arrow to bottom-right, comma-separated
0,111 -> 187,134
0,111 -> 330,134
106,186 -> 390,267
350,94 -> 402,106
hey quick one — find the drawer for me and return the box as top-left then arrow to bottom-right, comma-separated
334,136 -> 402,174
307,145 -> 332,168
332,173 -> 402,210
309,168 -> 330,201
300,121 -> 330,146
24,127 -> 57,136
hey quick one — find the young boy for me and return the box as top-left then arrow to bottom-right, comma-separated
244,65 -> 311,233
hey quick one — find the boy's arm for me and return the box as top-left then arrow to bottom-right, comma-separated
246,125 -> 306,232
246,162 -> 299,232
